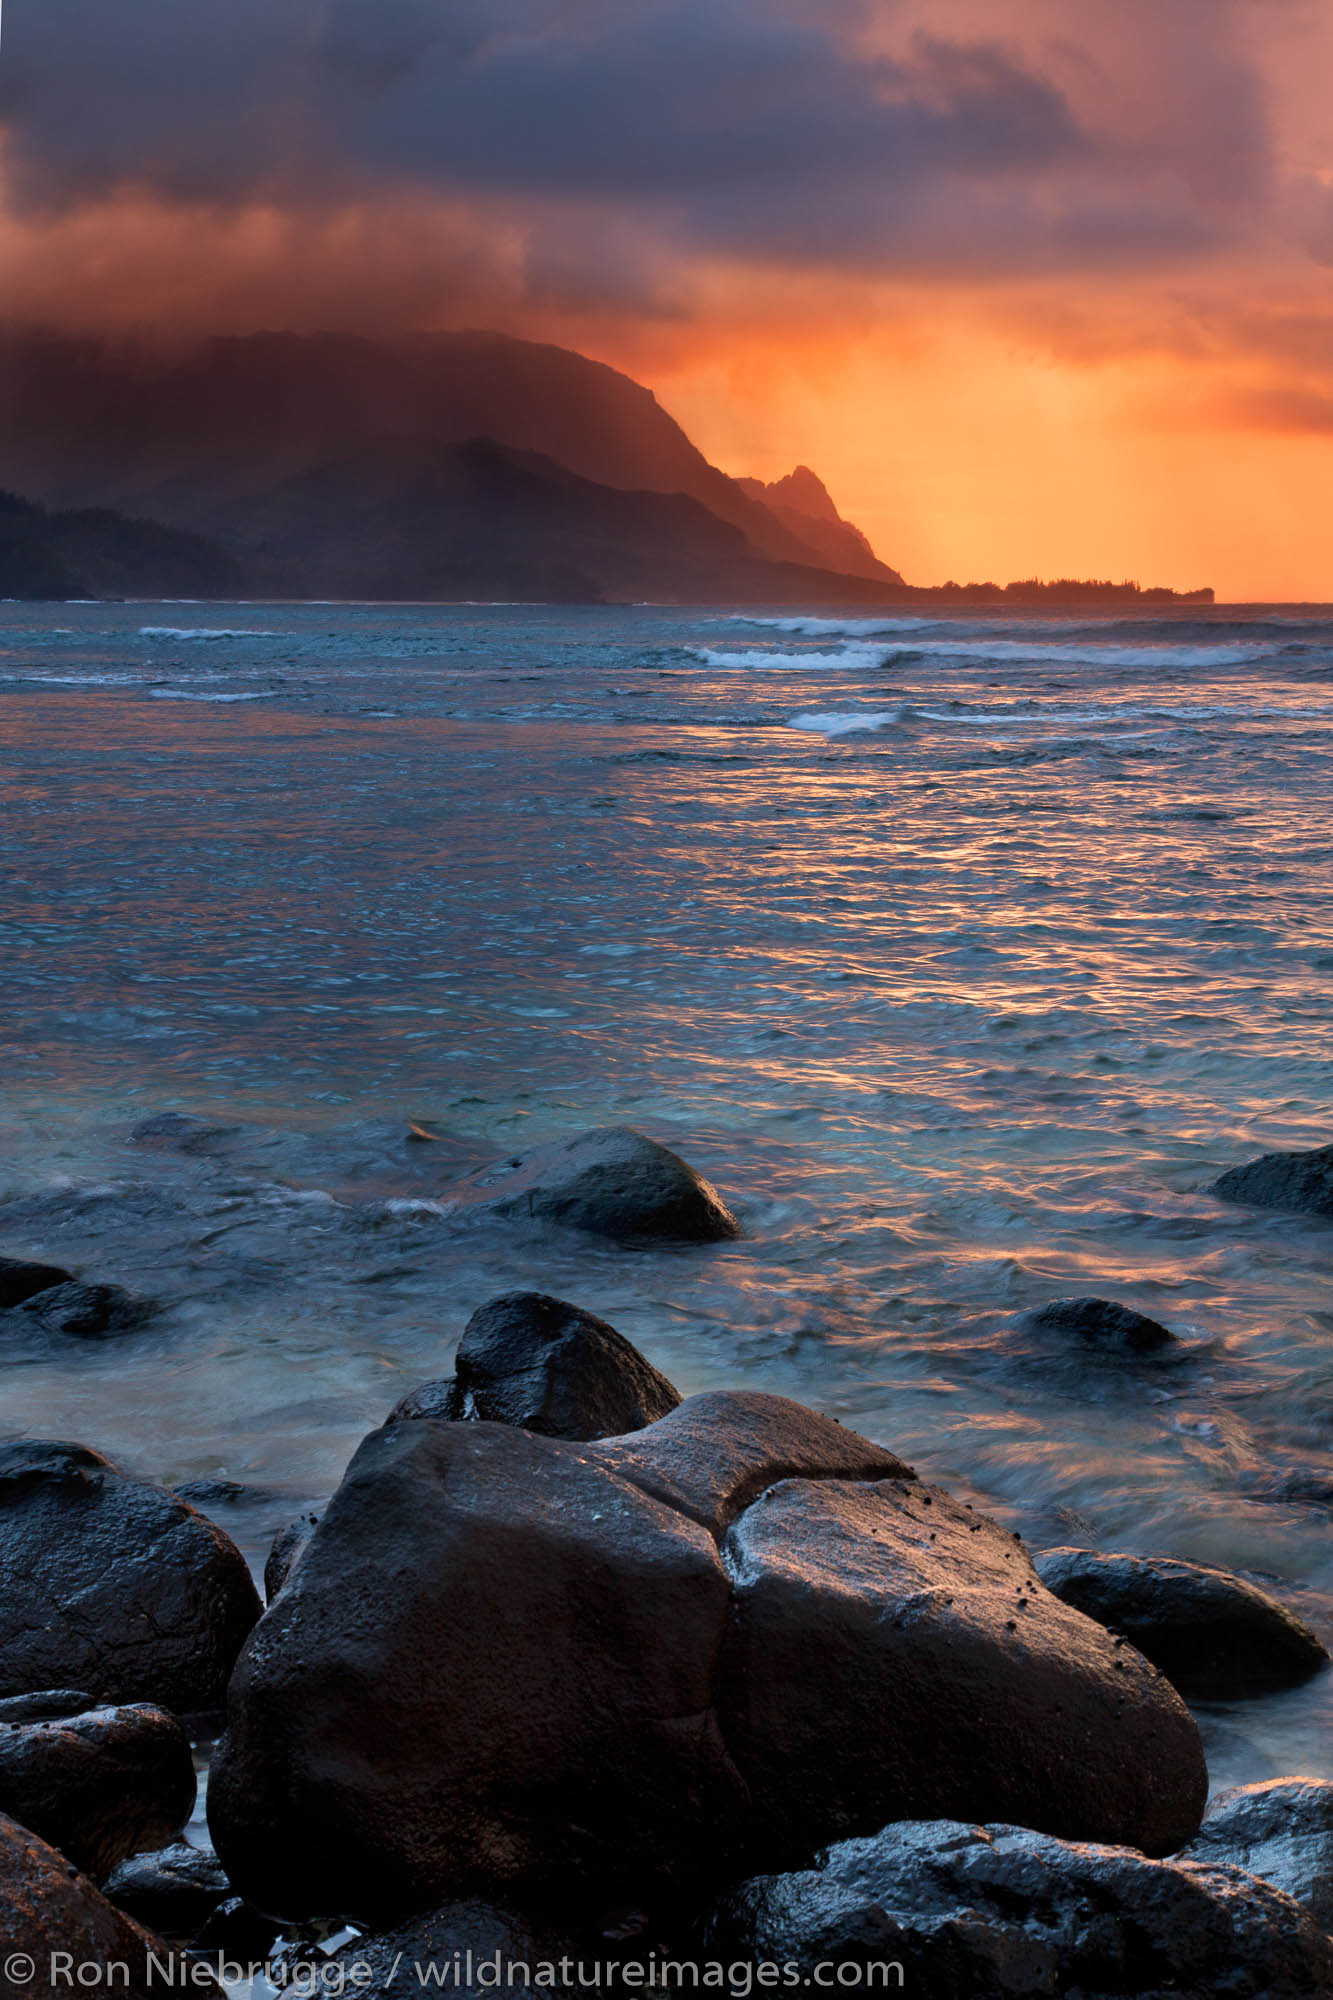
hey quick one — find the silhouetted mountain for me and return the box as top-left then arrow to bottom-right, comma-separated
736,465 -> 896,582
0,328 -> 897,579
0,489 -> 238,600
184,437 -> 917,604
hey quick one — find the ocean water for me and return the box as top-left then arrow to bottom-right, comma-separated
2,599 -> 1331,1795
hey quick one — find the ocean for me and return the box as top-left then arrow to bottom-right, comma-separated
2,598 -> 1331,1794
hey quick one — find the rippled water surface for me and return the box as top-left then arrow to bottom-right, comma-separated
3,600 -> 1331,1790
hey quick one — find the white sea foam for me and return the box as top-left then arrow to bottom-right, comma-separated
148,688 -> 273,702
725,615 -> 944,636
139,626 -> 281,640
695,643 -> 889,671
788,709 -> 907,737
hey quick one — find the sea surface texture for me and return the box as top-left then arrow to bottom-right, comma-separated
3,601 -> 1331,1790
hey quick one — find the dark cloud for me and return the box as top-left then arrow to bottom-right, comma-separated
0,0 -> 1297,294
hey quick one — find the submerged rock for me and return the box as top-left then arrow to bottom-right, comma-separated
18,1281 -> 158,1339
1034,1548 -> 1329,1697
0,1256 -> 72,1309
707,1817 -> 1333,2000
1212,1141 -> 1333,1219
462,1125 -> 740,1242
0,1441 -> 263,1710
386,1292 -> 682,1440
1181,1778 -> 1333,1931
0,1701 -> 195,1878
209,1393 -> 1205,1926
102,1841 -> 232,1940
0,1811 -> 206,1998
1022,1296 -> 1177,1353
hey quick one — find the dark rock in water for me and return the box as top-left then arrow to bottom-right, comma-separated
707,1817 -> 1333,2000
592,1389 -> 911,1537
264,1511 -> 322,1603
716,1478 -> 1205,1865
1181,1777 -> 1333,1931
1023,1296 -> 1176,1352
332,1900 -> 587,2000
387,1292 -> 682,1441
0,1701 -> 195,1878
1212,1141 -> 1333,1219
1034,1548 -> 1329,1697
209,1393 -> 1205,1926
0,1255 -> 72,1308
464,1124 -> 740,1242
386,1378 -> 459,1423
0,1440 -> 263,1710
102,1840 -> 231,1940
130,1112 -> 239,1153
0,1810 -> 209,1998
0,1691 -> 93,1724
191,1894 -> 282,1958
18,1281 -> 158,1339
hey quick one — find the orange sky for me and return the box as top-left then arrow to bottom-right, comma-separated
2,0 -> 1332,599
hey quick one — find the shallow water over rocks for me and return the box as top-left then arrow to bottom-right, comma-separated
1,599 -> 1330,1793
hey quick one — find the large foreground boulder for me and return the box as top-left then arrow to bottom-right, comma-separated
387,1292 -> 681,1439
210,1393 -> 1206,1926
707,1818 -> 1333,2000
0,1811 -> 205,1999
1212,1141 -> 1333,1219
1181,1778 -> 1333,1931
0,1700 -> 195,1877
1035,1548 -> 1329,1697
461,1126 -> 740,1242
0,1442 -> 262,1710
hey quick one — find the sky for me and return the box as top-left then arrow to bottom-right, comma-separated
1,0 -> 1331,597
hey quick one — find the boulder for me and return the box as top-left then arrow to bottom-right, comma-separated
0,1257 -> 72,1309
332,1900 -> 588,2000
0,1700 -> 195,1878
707,1818 -> 1333,2000
210,1417 -> 741,1924
591,1390 -> 911,1537
264,1510 -> 322,1603
18,1283 -> 157,1339
717,1478 -> 1206,1863
386,1292 -> 682,1440
102,1841 -> 231,1941
1034,1548 -> 1329,1697
0,1441 -> 263,1710
1022,1297 -> 1176,1353
210,1393 -> 1206,1926
0,1693 -> 93,1724
0,1810 -> 205,1998
1212,1141 -> 1333,1219
462,1125 -> 740,1242
1181,1778 -> 1333,1931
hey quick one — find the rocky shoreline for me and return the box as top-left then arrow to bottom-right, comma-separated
2,1129 -> 1331,1997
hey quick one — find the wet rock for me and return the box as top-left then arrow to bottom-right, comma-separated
1212,1141 -> 1333,1219
386,1379 -> 459,1423
718,1478 -> 1206,1864
707,1817 -> 1333,2000
0,1441 -> 263,1710
1181,1778 -> 1333,1931
0,1810 -> 207,1999
264,1511 -> 322,1603
130,1112 -> 238,1153
210,1416 -> 740,1924
102,1841 -> 231,1940
464,1125 -> 740,1242
591,1390 -> 911,1537
0,1693 -> 93,1725
18,1282 -> 158,1339
1034,1548 -> 1329,1697
191,1893 -> 282,1958
0,1701 -> 195,1878
0,1256 -> 72,1309
387,1292 -> 682,1441
1023,1296 -> 1176,1353
331,1900 -> 587,2000
209,1394 -> 1205,1926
